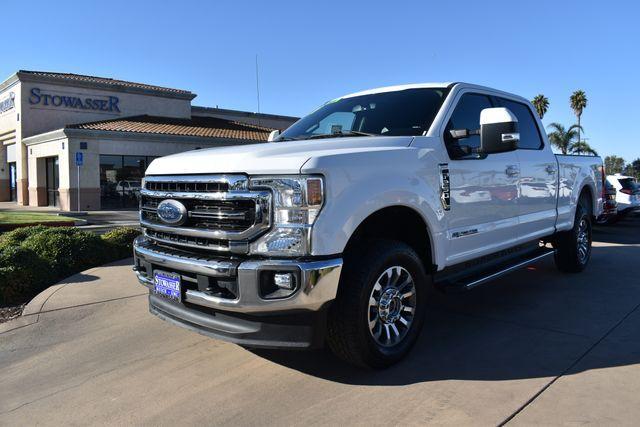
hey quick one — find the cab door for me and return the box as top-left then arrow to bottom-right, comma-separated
441,92 -> 520,266
495,97 -> 558,241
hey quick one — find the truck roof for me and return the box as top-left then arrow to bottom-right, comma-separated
341,82 -> 530,105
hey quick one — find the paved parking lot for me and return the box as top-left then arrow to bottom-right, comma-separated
1,213 -> 639,425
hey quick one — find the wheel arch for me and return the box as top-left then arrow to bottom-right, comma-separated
342,205 -> 436,273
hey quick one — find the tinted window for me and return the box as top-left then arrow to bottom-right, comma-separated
445,93 -> 493,154
618,178 -> 638,192
279,88 -> 447,140
496,98 -> 543,150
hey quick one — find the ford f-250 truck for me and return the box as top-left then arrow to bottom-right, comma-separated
133,83 -> 604,368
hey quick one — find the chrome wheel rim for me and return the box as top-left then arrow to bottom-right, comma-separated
368,266 -> 416,347
577,218 -> 590,264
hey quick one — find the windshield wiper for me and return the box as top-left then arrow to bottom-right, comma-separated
304,130 -> 377,140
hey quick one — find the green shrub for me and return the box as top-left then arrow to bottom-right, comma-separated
0,246 -> 50,305
0,225 -> 49,251
22,227 -> 106,278
101,227 -> 140,259
0,226 -> 139,306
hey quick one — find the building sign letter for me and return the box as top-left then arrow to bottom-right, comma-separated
0,92 -> 15,113
28,88 -> 120,113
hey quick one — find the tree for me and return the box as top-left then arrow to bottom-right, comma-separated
570,90 -> 588,145
604,155 -> 625,175
531,94 -> 549,119
569,140 -> 597,156
632,158 -> 640,178
547,122 -> 582,155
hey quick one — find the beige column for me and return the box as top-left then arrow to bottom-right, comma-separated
0,144 -> 9,201
28,156 -> 47,206
16,142 -> 29,205
60,139 -> 101,211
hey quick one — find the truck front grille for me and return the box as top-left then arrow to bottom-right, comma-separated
140,175 -> 271,254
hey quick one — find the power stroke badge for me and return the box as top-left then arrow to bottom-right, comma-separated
439,163 -> 450,211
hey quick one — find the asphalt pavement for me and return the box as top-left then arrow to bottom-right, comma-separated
1,212 -> 639,426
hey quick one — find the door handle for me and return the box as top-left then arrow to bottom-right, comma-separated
505,165 -> 520,177
545,165 -> 557,175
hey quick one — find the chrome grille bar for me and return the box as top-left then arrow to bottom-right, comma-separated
139,175 -> 271,253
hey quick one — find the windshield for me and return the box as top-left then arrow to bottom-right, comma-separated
279,88 -> 448,141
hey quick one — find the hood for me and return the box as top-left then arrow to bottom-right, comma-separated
145,136 -> 414,175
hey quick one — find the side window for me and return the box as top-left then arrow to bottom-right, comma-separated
496,98 -> 543,150
444,93 -> 493,156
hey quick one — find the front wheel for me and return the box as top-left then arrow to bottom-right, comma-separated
554,200 -> 592,273
326,240 -> 428,369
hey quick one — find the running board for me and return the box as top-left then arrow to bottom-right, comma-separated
436,248 -> 556,292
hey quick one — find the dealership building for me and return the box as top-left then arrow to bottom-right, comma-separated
0,70 -> 297,210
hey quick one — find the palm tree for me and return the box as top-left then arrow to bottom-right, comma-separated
547,122 -> 582,154
569,140 -> 598,156
569,90 -> 588,144
531,94 -> 549,119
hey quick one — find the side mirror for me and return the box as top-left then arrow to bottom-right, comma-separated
268,130 -> 280,142
479,107 -> 519,154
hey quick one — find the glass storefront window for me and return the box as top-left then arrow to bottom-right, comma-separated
100,155 -> 155,209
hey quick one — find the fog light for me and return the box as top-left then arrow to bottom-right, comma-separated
274,272 -> 295,290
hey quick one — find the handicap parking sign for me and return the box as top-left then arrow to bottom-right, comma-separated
75,152 -> 83,166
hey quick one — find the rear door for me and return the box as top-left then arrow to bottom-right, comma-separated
495,97 -> 558,241
442,92 -> 520,265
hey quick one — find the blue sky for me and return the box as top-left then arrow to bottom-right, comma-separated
2,0 -> 638,160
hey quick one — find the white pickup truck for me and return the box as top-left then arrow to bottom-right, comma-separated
133,83 -> 604,368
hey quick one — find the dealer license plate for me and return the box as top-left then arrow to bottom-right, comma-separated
154,270 -> 181,302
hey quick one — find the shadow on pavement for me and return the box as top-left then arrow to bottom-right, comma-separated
253,217 -> 640,386
594,211 -> 640,244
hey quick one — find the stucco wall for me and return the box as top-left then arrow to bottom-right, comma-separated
20,82 -> 192,138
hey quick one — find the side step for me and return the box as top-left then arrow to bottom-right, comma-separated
436,247 -> 556,292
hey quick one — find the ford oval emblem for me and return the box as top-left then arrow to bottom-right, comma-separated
156,199 -> 187,225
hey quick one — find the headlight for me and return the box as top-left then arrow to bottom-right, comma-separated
249,176 -> 324,256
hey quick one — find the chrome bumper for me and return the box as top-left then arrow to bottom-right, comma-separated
132,236 -> 342,314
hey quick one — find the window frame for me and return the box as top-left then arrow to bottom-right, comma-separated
441,91 -> 496,161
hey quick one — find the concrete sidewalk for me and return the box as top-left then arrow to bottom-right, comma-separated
1,215 -> 639,425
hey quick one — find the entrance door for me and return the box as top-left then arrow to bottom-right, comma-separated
45,157 -> 60,207
9,162 -> 16,201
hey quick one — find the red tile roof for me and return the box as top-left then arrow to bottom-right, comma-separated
68,115 -> 275,141
18,70 -> 194,97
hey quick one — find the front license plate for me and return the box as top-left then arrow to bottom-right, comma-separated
154,270 -> 181,302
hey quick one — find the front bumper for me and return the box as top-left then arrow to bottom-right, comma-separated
133,236 -> 342,348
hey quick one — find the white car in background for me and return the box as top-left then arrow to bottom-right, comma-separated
115,180 -> 142,197
607,174 -> 640,213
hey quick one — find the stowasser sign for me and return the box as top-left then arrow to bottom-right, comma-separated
28,88 -> 120,113
0,92 -> 15,113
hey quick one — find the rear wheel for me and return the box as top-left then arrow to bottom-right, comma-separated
554,197 -> 592,273
327,240 -> 428,369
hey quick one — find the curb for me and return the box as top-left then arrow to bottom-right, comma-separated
1,258 -> 136,334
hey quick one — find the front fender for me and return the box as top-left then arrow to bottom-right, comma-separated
301,146 -> 447,267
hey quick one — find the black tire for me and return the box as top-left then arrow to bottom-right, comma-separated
554,197 -> 592,273
326,240 -> 428,369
